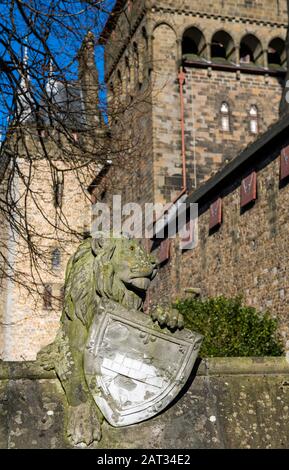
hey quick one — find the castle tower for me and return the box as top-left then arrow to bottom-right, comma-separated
78,31 -> 102,129
16,45 -> 34,123
0,36 -> 100,361
101,0 -> 288,205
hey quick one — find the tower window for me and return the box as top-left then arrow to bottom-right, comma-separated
53,171 -> 64,208
125,56 -> 131,95
43,284 -> 52,310
182,27 -> 206,62
220,102 -> 230,132
249,105 -> 258,134
268,38 -> 286,70
240,34 -> 263,66
211,31 -> 235,63
51,248 -> 61,269
140,27 -> 148,81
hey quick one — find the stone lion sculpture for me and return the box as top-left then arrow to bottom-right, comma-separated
38,234 -> 184,447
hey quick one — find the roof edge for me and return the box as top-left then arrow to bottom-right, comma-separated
99,0 -> 126,45
187,114 -> 289,207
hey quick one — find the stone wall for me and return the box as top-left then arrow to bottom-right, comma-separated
183,69 -> 284,186
95,0 -> 289,342
2,0 -> 288,362
150,9 -> 286,201
0,156 -> 91,361
1,357 -> 289,449
150,121 -> 289,343
104,0 -> 287,209
104,0 -> 287,78
0,36 -> 102,362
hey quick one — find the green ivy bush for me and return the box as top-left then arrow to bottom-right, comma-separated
174,296 -> 284,357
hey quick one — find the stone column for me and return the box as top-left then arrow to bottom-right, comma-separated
207,43 -> 211,62
176,38 -> 182,70
235,46 -> 240,66
263,49 -> 268,69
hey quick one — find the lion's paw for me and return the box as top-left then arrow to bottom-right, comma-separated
66,402 -> 102,448
151,305 -> 184,331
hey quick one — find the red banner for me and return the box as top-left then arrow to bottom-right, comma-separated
209,198 -> 222,230
179,219 -> 197,250
240,172 -> 257,208
158,239 -> 171,264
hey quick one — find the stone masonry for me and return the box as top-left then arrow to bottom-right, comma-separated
1,357 -> 289,449
0,34 -> 100,361
102,0 -> 287,205
2,0 -> 289,360
150,117 -> 289,343
0,156 -> 91,360
99,0 -> 289,342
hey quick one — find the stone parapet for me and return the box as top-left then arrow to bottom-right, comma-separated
1,357 -> 288,449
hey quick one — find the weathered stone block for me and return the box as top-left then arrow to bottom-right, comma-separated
1,358 -> 289,449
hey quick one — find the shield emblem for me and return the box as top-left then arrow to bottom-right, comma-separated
84,300 -> 203,427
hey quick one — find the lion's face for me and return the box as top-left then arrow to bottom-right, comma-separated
92,236 -> 157,311
111,238 -> 157,294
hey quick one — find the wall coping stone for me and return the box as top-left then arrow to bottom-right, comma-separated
1,357 -> 288,381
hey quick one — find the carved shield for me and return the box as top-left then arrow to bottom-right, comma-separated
84,300 -> 203,427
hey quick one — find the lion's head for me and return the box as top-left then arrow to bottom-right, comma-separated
63,234 -> 157,327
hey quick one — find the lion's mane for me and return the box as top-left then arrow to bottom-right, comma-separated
62,236 -> 155,329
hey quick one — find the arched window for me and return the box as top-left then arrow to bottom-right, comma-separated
127,0 -> 132,13
51,248 -> 61,269
240,34 -> 263,66
249,105 -> 258,134
117,70 -> 122,91
109,82 -> 114,98
125,56 -> 131,95
220,102 -> 230,132
268,38 -> 286,69
43,284 -> 52,310
133,42 -> 139,87
211,31 -> 235,63
182,27 -> 206,61
140,27 -> 148,82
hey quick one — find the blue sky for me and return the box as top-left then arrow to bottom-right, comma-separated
0,0 -> 116,137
